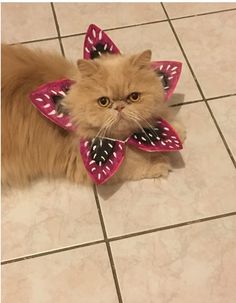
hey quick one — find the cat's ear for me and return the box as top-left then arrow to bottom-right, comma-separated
77,59 -> 98,76
130,50 -> 152,68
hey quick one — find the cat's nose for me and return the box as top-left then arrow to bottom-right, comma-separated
114,105 -> 125,112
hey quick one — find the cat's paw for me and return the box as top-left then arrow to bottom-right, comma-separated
148,159 -> 171,180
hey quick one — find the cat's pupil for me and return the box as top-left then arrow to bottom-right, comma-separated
131,92 -> 138,100
101,98 -> 107,105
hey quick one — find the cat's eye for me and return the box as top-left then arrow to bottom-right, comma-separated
128,92 -> 141,102
98,96 -> 110,107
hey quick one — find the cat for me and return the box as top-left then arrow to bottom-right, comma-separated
1,44 -> 186,187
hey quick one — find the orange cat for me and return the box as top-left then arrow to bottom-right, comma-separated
1,44 -> 185,187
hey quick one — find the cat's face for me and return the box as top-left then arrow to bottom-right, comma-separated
66,50 -> 166,140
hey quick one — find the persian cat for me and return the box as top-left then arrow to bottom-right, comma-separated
1,44 -> 185,187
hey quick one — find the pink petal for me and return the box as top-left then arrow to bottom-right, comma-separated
151,61 -> 182,101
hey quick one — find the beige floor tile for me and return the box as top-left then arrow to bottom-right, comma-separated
164,2 -> 236,18
209,96 -> 236,159
1,3 -> 57,43
2,180 -> 103,260
97,102 -> 236,237
2,244 -> 118,303
13,39 -> 62,54
173,11 -> 236,98
62,22 -> 201,103
111,216 -> 236,303
54,3 -> 166,36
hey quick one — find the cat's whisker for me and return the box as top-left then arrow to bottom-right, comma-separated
125,113 -> 153,144
134,112 -> 160,138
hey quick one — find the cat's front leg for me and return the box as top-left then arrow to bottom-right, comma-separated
107,147 -> 171,184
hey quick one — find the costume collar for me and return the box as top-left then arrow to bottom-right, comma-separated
30,24 -> 183,184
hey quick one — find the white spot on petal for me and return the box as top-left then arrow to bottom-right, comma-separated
99,161 -> 102,166
104,150 -> 108,155
108,143 -> 113,148
43,104 -> 50,108
110,45 -> 113,51
91,167 -> 96,172
88,37 -> 93,44
57,113 -> 64,118
92,29 -> 96,38
172,71 -> 177,75
118,144 -> 123,150
141,136 -> 147,141
36,98 -> 43,102
101,156 -> 105,161
164,127 -> 169,131
168,76 -> 173,80
98,173 -> 101,180
65,122 -> 72,127
51,90 -> 57,95
92,145 -> 97,151
166,64 -> 171,70
106,165 -> 110,171
89,160 -> 95,165
171,66 -> 178,71
159,65 -> 163,70
109,159 -> 113,164
113,152 -> 117,158
98,31 -> 102,40
48,110 -> 56,115
85,47 -> 90,53
59,91 -> 66,97
161,141 -> 166,146
84,141 -> 89,147
44,94 -> 50,99
104,44 -> 107,50
102,169 -> 107,175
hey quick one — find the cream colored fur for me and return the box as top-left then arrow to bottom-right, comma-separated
1,44 -> 186,187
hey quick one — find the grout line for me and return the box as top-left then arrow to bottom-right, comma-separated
1,240 -> 104,265
50,2 -> 65,56
2,211 -> 236,266
11,6 -> 236,47
170,99 -> 203,107
12,7 -> 236,46
161,3 -> 236,168
109,211 -> 236,242
206,93 -> 236,101
170,7 -> 236,22
170,93 -> 236,107
93,185 -> 123,303
18,36 -> 59,45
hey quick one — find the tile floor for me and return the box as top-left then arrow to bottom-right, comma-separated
1,3 -> 236,303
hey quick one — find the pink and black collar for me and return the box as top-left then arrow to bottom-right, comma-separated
30,24 -> 183,184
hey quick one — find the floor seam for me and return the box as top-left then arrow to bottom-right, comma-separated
93,185 -> 123,303
50,2 -> 65,57
2,211 -> 236,266
161,2 -> 236,168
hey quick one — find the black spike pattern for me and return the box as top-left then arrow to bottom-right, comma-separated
131,127 -> 165,145
90,138 -> 116,165
90,43 -> 111,59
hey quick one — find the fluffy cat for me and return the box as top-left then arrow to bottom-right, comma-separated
1,44 -> 186,187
